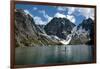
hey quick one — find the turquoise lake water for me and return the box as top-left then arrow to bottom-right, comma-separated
15,45 -> 94,65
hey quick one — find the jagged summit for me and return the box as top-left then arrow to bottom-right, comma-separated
44,17 -> 76,39
70,18 -> 94,45
77,18 -> 94,31
15,9 -> 33,17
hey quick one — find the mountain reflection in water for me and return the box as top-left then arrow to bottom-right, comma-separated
15,45 -> 94,65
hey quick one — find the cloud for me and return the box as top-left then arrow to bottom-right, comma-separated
67,7 -> 75,15
34,16 -> 46,25
31,10 -> 52,25
57,7 -> 66,11
39,10 -> 45,14
44,14 -> 52,22
67,7 -> 94,20
67,15 -> 76,23
54,12 -> 66,18
78,8 -> 94,20
39,10 -> 53,22
33,7 -> 37,11
54,12 -> 76,23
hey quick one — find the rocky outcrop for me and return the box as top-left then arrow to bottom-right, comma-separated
78,18 -> 94,45
70,18 -> 94,45
44,17 -> 76,39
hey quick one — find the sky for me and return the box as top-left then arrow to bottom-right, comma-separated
16,4 -> 94,25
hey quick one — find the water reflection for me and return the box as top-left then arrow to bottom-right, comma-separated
15,45 -> 94,65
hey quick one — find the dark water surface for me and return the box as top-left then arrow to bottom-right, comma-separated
15,45 -> 94,65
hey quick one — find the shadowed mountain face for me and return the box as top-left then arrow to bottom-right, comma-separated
15,9 -> 61,47
77,18 -> 94,31
44,17 -> 76,39
70,18 -> 94,45
77,18 -> 94,45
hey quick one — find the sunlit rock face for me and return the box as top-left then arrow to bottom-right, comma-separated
15,9 -> 61,47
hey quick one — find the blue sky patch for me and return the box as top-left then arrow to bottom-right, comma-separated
16,4 -> 94,25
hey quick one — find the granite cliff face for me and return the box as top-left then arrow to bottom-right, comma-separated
44,17 -> 76,39
15,9 -> 60,47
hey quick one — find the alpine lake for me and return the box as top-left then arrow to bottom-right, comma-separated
15,45 -> 94,65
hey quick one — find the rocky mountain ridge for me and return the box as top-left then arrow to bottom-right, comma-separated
15,9 -> 61,47
15,9 -> 94,47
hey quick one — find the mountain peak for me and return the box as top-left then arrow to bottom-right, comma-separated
24,10 -> 33,17
51,17 -> 71,23
77,17 -> 94,31
44,17 -> 76,39
15,9 -> 33,18
82,18 -> 94,24
87,18 -> 93,23
87,18 -> 92,20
